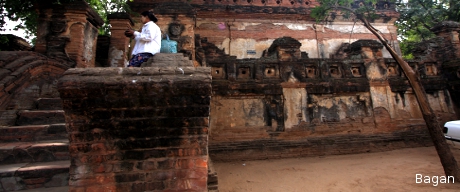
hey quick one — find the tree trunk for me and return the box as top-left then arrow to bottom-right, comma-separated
358,16 -> 460,181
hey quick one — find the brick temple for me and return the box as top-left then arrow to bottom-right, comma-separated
1,0 -> 460,191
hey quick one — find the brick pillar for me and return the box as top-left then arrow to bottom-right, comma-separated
35,1 -> 103,68
353,40 -> 397,131
432,21 -> 460,59
108,13 -> 134,67
281,83 -> 307,130
58,67 -> 211,192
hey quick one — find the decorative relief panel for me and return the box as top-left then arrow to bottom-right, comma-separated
351,63 -> 365,78
238,66 -> 252,79
212,66 -> 226,79
305,64 -> 318,79
329,64 -> 343,78
387,63 -> 400,77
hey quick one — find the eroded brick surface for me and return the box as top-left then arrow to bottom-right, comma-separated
58,67 -> 211,192
0,51 -> 72,128
205,38 -> 458,161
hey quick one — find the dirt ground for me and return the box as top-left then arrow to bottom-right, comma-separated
214,142 -> 460,192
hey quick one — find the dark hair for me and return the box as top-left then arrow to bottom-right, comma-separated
141,11 -> 158,23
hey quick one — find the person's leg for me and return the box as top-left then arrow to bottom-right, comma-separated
139,53 -> 153,66
128,54 -> 144,67
128,53 -> 153,67
128,54 -> 138,67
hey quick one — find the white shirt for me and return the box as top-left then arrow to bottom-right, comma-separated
132,21 -> 161,55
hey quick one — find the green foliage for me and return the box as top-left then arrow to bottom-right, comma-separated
313,0 -> 460,58
399,26 -> 435,59
311,0 -> 384,23
311,6 -> 329,22
86,0 -> 134,35
0,0 -> 133,44
1,0 -> 41,41
396,0 -> 460,58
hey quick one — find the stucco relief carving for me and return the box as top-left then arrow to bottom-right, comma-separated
50,20 -> 67,34
168,22 -> 184,37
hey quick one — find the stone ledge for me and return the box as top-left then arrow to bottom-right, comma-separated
60,67 -> 210,77
0,160 -> 69,191
209,128 -> 432,162
0,139 -> 69,165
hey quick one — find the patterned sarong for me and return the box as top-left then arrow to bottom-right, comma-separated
128,53 -> 153,67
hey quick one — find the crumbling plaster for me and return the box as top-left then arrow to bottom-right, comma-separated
210,96 -> 266,133
196,19 -> 396,59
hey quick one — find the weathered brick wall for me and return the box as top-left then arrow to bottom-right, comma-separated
153,3 -> 196,60
36,1 -> 103,68
75,2 -> 458,164
128,0 -> 399,60
58,67 -> 211,192
432,21 -> 460,59
210,127 -> 433,161
0,51 -> 72,125
411,22 -> 460,115
443,59 -> 460,117
206,38 -> 457,161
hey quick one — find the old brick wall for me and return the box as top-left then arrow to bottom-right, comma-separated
443,59 -> 460,117
103,1 -> 457,163
128,0 -> 399,60
153,3 -> 196,60
0,51 -> 72,125
210,128 -> 433,161
431,21 -> 460,59
422,21 -> 460,116
206,38 -> 457,161
36,0 -> 103,68
58,67 -> 211,192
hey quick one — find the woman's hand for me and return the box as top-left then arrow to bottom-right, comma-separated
124,29 -> 135,38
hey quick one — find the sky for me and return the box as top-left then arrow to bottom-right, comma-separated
1,16 -> 34,43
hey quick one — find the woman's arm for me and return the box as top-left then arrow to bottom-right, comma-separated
134,25 -> 155,42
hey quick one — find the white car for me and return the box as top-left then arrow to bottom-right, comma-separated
444,120 -> 460,142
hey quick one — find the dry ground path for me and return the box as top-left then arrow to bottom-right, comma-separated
215,142 -> 460,192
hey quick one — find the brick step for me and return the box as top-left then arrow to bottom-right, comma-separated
34,98 -> 63,110
142,61 -> 193,67
0,160 -> 69,191
1,55 -> 39,73
207,158 -> 218,191
0,110 -> 18,126
210,132 -> 270,141
153,53 -> 190,61
0,124 -> 67,142
0,139 -> 69,165
16,110 -> 65,126
13,186 -> 68,192
141,53 -> 194,67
